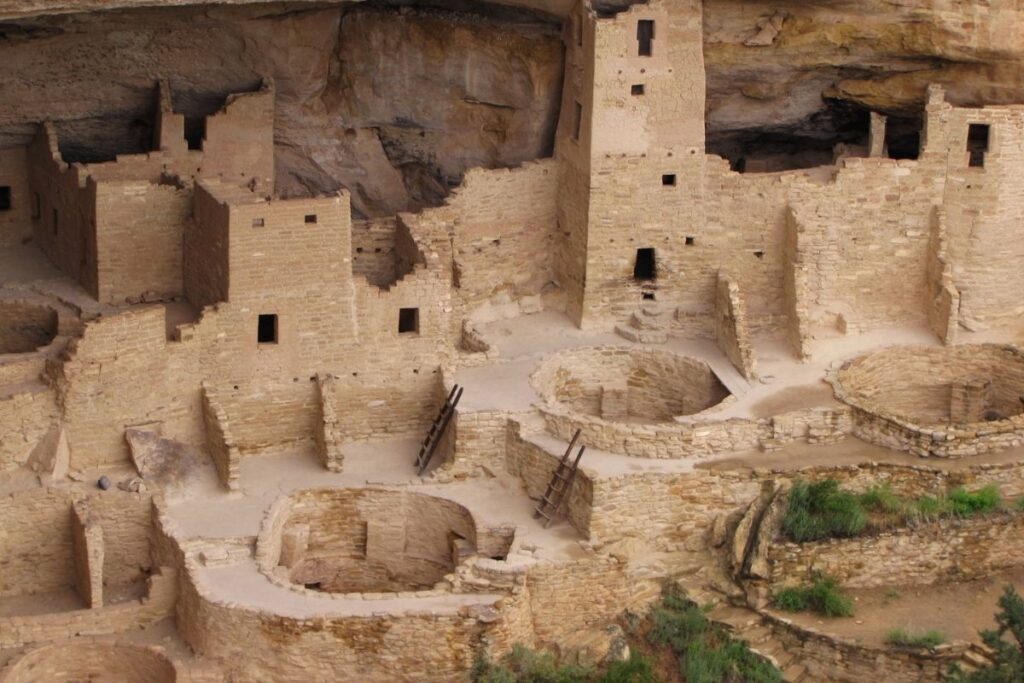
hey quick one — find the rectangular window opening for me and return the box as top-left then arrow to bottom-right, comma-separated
662,174 -> 677,187
184,117 -> 205,151
637,19 -> 655,57
572,101 -> 583,141
685,236 -> 695,246
967,123 -> 990,168
642,292 -> 656,301
257,313 -> 278,344
0,186 -> 10,211
398,307 -> 420,335
251,217 -> 265,228
304,214 -> 318,224
633,248 -> 656,281
631,84 -> 645,96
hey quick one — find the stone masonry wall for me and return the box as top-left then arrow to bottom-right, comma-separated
0,145 -> 31,247
768,512 -> 1024,590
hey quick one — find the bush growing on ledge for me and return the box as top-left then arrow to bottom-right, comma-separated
773,573 -> 854,618
783,479 -> 867,542
947,585 -> 1024,682
783,480 -> 1008,542
650,585 -> 782,682
471,645 -> 656,683
885,628 -> 945,649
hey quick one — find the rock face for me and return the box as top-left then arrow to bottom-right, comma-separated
0,3 -> 563,216
2,0 -> 1024,208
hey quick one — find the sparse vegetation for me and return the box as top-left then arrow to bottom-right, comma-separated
649,585 -> 782,683
782,479 -> 867,542
947,585 -> 1024,682
772,573 -> 854,618
885,628 -> 945,649
783,479 -> 1008,542
471,584 -> 785,682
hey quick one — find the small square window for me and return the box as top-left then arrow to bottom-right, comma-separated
257,314 -> 278,344
252,217 -> 265,228
631,84 -> 645,96
662,174 -> 676,187
685,236 -> 695,246
304,214 -> 318,224
753,250 -> 765,259
398,307 -> 419,335
0,186 -> 10,211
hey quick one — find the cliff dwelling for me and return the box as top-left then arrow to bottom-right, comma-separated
3,1 -> 1024,682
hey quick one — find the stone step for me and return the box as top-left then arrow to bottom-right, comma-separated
782,663 -> 807,682
614,324 -> 668,344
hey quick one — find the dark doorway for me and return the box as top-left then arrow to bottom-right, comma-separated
257,314 -> 278,344
398,307 -> 420,334
637,20 -> 654,57
967,124 -> 990,168
184,117 -> 206,151
634,248 -> 656,281
0,186 -> 10,211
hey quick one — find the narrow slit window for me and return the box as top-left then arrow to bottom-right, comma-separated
637,20 -> 654,57
967,123 -> 990,168
662,174 -> 676,186
631,84 -> 645,96
184,117 -> 205,151
398,307 -> 420,335
634,248 -> 656,281
257,314 -> 278,344
0,186 -> 10,211
572,101 -> 583,141
31,191 -> 40,219
304,214 -> 318,224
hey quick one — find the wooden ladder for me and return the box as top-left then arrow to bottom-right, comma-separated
533,429 -> 585,528
414,384 -> 463,475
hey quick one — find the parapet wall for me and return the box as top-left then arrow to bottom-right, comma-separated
768,512 -> 1024,590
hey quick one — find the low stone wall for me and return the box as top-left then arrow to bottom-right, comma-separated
0,569 -> 177,648
541,405 -> 849,459
714,272 -> 757,380
760,609 -> 973,683
768,512 -> 1024,590
200,383 -> 239,491
832,344 -> 1024,457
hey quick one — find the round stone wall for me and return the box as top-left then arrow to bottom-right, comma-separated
0,301 -> 58,355
0,643 -> 176,683
831,344 -> 1024,457
257,488 -> 478,594
531,346 -> 730,424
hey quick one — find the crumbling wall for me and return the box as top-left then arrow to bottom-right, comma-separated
713,272 -> 756,379
925,206 -> 959,344
0,387 -> 58,471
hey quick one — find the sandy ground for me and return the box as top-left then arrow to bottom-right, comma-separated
777,566 -> 1024,647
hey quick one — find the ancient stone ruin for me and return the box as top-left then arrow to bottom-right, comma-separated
2,0 -> 1024,681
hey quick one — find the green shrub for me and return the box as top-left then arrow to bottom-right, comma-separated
773,587 -> 809,613
598,652 -> 658,683
947,486 -> 1001,516
471,645 -> 591,683
648,586 -> 782,683
886,628 -> 945,649
783,480 -> 867,542
947,585 -> 1024,682
772,573 -> 854,618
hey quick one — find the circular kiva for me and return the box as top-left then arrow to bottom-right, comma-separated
0,300 -> 58,355
256,488 -> 480,594
831,344 -> 1024,457
0,642 -> 177,683
531,346 -> 730,424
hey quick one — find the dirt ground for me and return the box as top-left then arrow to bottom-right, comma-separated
776,566 -> 1024,647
